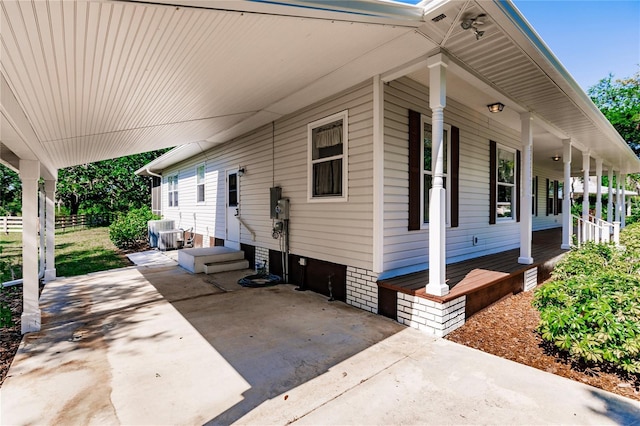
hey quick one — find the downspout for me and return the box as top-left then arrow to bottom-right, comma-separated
145,167 -> 162,178
2,183 -> 46,288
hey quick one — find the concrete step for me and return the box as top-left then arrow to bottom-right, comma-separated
178,247 -> 244,273
203,259 -> 250,274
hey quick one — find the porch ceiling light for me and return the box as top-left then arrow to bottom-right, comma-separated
487,102 -> 504,113
552,155 -> 561,161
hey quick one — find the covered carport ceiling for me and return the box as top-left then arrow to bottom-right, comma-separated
2,0 -> 639,176
0,0 -> 431,172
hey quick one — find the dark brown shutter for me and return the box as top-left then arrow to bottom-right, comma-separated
516,150 -> 521,222
450,126 -> 460,228
489,140 -> 497,225
553,180 -> 558,215
546,178 -> 550,216
408,110 -> 421,231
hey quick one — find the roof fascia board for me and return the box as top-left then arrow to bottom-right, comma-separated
115,0 -> 425,27
485,0 -> 640,172
135,142 -> 218,176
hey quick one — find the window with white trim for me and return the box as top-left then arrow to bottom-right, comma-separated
421,118 -> 451,225
308,111 -> 348,201
496,147 -> 516,220
168,174 -> 179,207
196,164 -> 205,203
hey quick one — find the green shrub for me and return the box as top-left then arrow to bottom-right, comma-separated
109,206 -> 159,249
550,242 -> 616,281
0,287 -> 14,327
533,226 -> 640,374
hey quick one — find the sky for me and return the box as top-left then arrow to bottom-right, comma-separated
512,0 -> 639,90
398,0 -> 640,91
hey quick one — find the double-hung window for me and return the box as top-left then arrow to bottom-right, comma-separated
196,164 -> 205,203
168,174 -> 179,207
308,111 -> 348,201
422,118 -> 451,225
496,147 -> 516,220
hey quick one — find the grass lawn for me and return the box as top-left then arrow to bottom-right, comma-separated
0,227 -> 131,282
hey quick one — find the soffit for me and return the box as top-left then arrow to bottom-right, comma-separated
417,0 -> 640,174
0,0 -> 430,171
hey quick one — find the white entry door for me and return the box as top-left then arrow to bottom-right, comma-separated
226,169 -> 240,250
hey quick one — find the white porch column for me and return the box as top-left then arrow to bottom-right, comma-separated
582,151 -> 590,221
607,168 -> 614,223
621,173 -> 627,228
426,53 -> 449,296
595,159 -> 603,221
581,151 -> 590,243
44,178 -> 57,281
561,140 -> 572,249
20,159 -> 41,334
616,171 -> 622,223
518,113 -> 533,264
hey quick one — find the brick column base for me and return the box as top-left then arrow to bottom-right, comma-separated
397,293 -> 465,337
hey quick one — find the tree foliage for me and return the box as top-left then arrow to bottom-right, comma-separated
589,70 -> 640,199
56,149 -> 169,215
588,71 -> 640,156
0,165 -> 21,216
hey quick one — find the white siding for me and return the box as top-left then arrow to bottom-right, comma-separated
382,77 -> 525,273
161,81 -> 375,269
533,167 -> 565,231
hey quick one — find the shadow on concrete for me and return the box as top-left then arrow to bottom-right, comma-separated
588,389 -> 640,425
139,267 -> 404,425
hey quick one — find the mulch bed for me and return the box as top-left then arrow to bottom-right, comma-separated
0,285 -> 22,387
446,289 -> 640,402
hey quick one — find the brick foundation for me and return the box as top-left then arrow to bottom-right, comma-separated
397,293 -> 466,337
346,267 -> 378,313
255,246 -> 270,273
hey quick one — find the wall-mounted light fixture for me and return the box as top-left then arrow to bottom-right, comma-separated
238,167 -> 246,177
552,155 -> 561,161
487,102 -> 504,113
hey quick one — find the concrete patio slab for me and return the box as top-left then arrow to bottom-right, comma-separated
2,264 -> 640,425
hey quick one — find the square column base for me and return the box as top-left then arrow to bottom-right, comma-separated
561,244 -> 572,250
21,309 -> 41,334
518,256 -> 534,265
425,282 -> 449,297
44,268 -> 57,282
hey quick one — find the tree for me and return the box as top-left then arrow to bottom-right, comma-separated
588,70 -> 640,198
0,164 -> 21,215
56,149 -> 169,215
588,71 -> 640,156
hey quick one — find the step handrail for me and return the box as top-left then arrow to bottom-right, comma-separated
235,215 -> 256,241
573,214 -> 619,247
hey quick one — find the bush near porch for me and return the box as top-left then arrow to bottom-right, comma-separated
533,223 -> 640,374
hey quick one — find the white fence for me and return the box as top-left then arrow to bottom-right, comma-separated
1,216 -> 22,233
1,214 -> 116,233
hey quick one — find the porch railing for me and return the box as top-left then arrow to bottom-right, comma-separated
573,214 -> 619,247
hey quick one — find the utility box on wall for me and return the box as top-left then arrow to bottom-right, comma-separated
270,186 -> 282,219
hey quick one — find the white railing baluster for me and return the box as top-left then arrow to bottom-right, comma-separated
573,214 -> 619,247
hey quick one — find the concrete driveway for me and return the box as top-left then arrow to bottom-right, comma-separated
2,261 -> 640,425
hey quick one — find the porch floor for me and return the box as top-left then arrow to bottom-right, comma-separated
378,228 -> 567,303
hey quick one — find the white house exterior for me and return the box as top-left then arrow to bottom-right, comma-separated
2,0 -> 639,335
